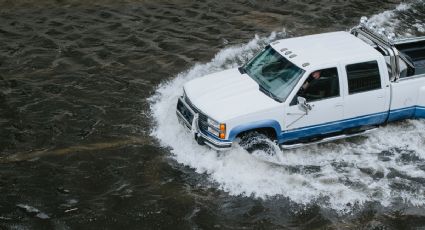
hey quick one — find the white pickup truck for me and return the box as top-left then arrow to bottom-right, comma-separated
176,25 -> 425,151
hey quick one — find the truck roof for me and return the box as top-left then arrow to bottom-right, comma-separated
270,31 -> 382,71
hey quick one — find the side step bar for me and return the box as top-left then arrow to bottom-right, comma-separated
280,128 -> 378,150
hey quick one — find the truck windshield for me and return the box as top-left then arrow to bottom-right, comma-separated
243,45 -> 305,102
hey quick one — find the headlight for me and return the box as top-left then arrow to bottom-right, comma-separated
207,118 -> 226,139
208,127 -> 220,137
207,118 -> 219,128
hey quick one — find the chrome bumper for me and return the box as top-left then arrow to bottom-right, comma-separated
176,97 -> 232,151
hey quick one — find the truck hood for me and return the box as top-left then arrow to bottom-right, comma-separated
183,68 -> 280,121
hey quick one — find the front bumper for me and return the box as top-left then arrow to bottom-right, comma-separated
176,97 -> 232,150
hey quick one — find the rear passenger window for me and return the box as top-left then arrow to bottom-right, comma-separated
346,61 -> 381,94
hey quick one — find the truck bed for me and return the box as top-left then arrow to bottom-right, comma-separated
395,38 -> 425,76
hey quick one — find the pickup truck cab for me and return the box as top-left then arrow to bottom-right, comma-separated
176,25 -> 425,151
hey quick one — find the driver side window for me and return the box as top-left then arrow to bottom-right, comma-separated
291,67 -> 340,105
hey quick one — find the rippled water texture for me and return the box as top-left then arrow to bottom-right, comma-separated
1,0 -> 425,229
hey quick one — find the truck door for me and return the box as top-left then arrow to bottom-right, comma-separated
341,59 -> 390,127
282,67 -> 345,143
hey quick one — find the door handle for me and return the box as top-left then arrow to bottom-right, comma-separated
335,104 -> 343,107
378,95 -> 384,99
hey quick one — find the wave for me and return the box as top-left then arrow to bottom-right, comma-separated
366,0 -> 425,38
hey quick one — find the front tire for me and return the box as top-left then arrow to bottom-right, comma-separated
238,131 -> 278,155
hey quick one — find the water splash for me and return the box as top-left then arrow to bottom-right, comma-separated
149,4 -> 425,212
365,1 -> 425,38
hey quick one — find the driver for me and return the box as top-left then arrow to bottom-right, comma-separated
302,71 -> 321,91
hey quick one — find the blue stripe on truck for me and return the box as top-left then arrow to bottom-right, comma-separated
387,106 -> 416,122
415,106 -> 425,118
279,111 -> 388,143
279,106 -> 425,144
225,106 -> 425,144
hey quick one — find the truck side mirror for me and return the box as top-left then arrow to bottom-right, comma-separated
297,96 -> 312,114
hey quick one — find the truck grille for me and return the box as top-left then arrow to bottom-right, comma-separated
184,96 -> 208,133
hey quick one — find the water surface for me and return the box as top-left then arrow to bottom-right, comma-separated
1,0 -> 425,229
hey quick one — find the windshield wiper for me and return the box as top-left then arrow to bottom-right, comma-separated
238,66 -> 246,74
243,67 -> 282,102
259,84 -> 282,103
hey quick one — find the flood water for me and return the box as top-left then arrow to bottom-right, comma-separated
1,0 -> 425,229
